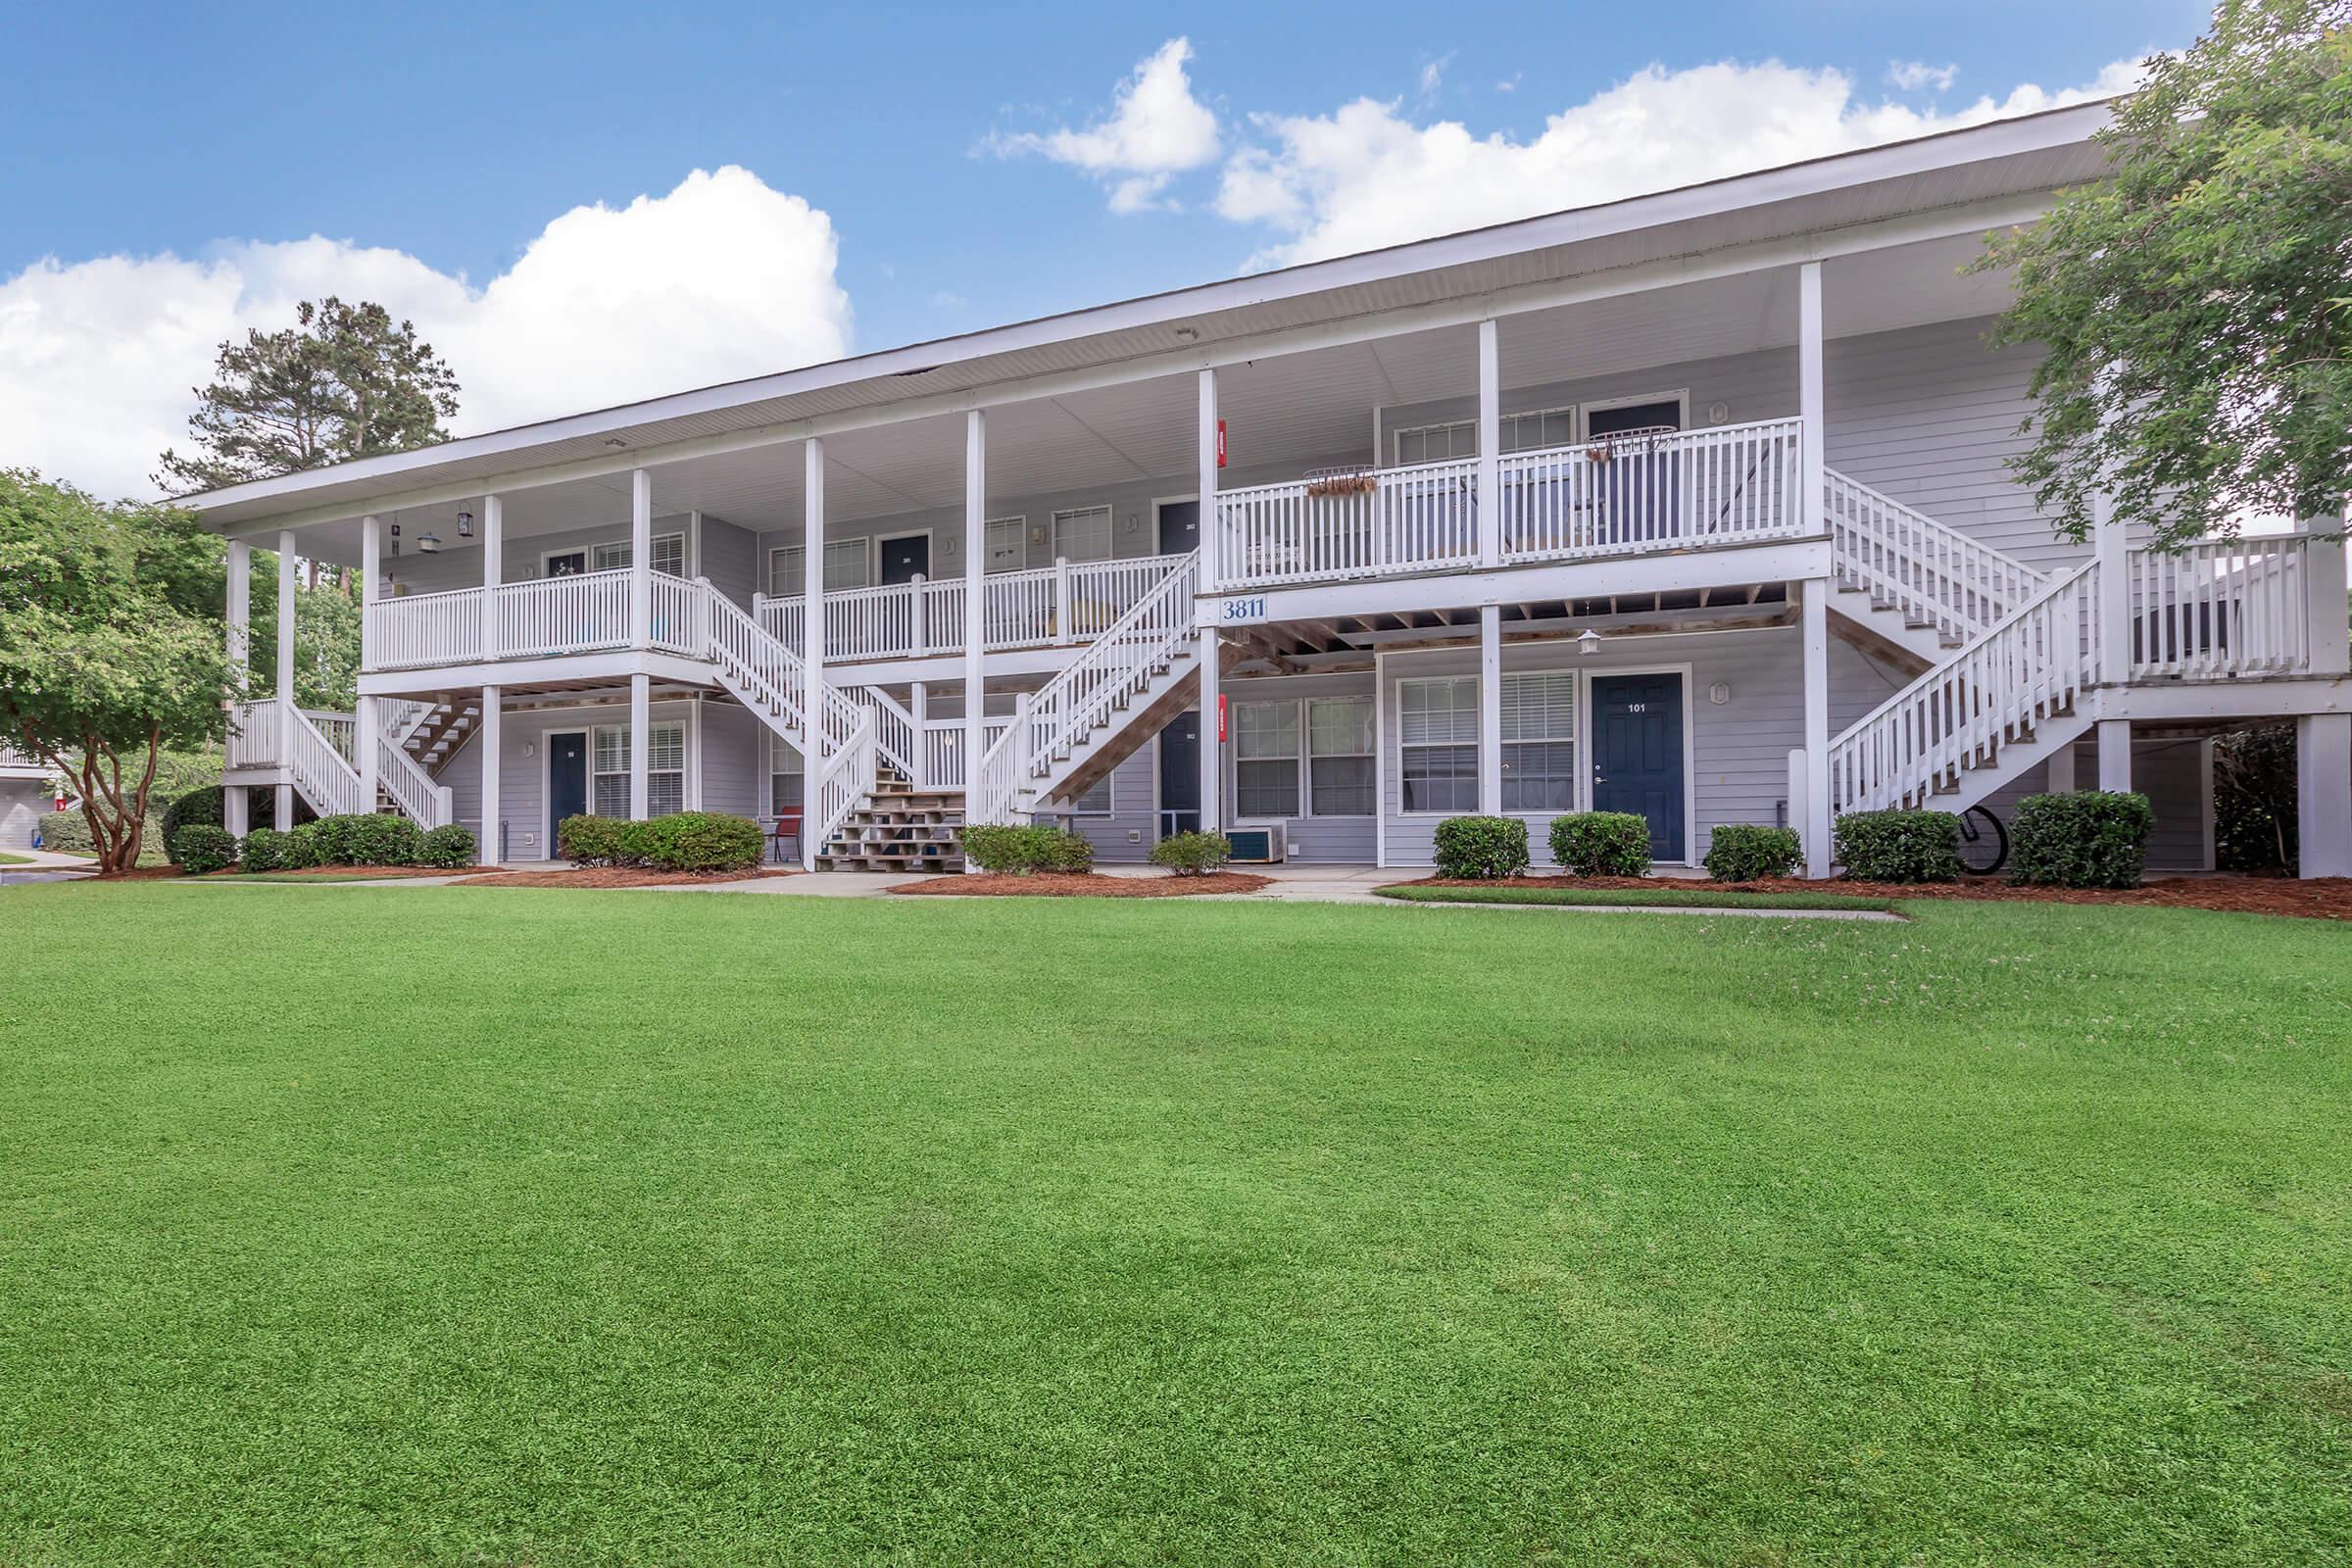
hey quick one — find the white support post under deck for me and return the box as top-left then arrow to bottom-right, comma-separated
480,495 -> 503,660
224,538 -> 251,837
804,437 -> 828,871
479,685 -> 502,865
274,530 -> 296,828
628,672 -> 651,820
2300,531 -> 2351,878
1197,367 -> 1221,832
1796,262 -> 1831,877
357,515 -> 381,811
1477,605 -> 1501,815
962,411 -> 985,862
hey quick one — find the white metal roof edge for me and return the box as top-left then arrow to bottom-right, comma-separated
180,99 -> 2112,517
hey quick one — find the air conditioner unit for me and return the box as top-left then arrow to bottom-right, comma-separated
1226,823 -> 1287,863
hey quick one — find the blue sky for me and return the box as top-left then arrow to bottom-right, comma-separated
2,0 -> 2204,496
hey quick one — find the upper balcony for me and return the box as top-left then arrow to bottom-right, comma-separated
760,552 -> 1187,663
1211,416 -> 1803,594
366,567 -> 710,672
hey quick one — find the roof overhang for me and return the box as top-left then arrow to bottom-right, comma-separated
186,100 -> 2113,533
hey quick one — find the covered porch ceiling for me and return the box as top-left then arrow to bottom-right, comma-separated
285,229 -> 2013,567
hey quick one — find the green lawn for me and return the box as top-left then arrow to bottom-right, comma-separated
1377,882 -> 1900,912
0,850 -> 31,865
2,884 -> 2346,1565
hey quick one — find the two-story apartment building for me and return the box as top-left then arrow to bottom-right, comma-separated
190,102 -> 2352,880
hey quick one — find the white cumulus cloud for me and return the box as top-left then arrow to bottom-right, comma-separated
1887,60 -> 1961,92
0,166 -> 853,501
989,37 -> 1220,213
1214,56 -> 2147,270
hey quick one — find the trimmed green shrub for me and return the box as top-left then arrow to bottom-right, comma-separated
1149,830 -> 1233,876
1704,824 -> 1803,883
963,823 -> 1096,874
1547,811 -> 1652,877
634,812 -> 762,873
172,824 -> 238,875
280,823 -> 323,870
161,786 -> 224,864
238,827 -> 293,873
310,812 -> 424,866
1834,809 -> 1962,883
1435,815 -> 1531,879
2010,791 -> 2153,889
34,809 -> 92,855
558,814 -> 626,866
416,824 -> 478,870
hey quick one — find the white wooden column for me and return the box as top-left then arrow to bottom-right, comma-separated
2093,485 -> 2131,687
273,531 -> 297,828
803,437 -> 828,786
1198,627 -> 1221,834
1801,579 -> 1832,876
356,514 -> 380,812
909,682 -> 929,788
2096,719 -> 2132,792
1798,262 -> 1825,535
1476,318 -> 1500,567
480,495 -> 503,659
628,672 -> 651,819
1477,604 -> 1502,813
1197,368 -> 1219,589
962,411 -> 986,850
630,468 -> 654,651
2297,713 -> 2352,878
478,685 -> 502,864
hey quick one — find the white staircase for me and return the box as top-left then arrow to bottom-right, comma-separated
262,700 -> 455,826
1823,467 -> 2045,667
969,552 -> 1203,825
704,586 -> 886,856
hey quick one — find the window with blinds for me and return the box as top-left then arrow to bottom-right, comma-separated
1398,676 -> 1479,812
1393,407 -> 1577,466
1500,670 -> 1578,812
594,533 -> 685,576
767,539 -> 869,597
1052,506 -> 1113,564
986,515 -> 1026,572
1307,697 -> 1374,816
770,738 -> 804,816
592,722 -> 686,817
1234,701 -> 1300,819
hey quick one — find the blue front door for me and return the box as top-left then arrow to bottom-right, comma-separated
548,732 -> 588,852
1591,673 -> 1685,861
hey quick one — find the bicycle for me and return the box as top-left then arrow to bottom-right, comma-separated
1956,805 -> 2008,876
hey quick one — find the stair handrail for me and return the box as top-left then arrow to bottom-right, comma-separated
1826,561 -> 2101,814
1824,468 -> 2046,645
281,701 -> 368,818
843,685 -> 919,782
967,550 -> 1200,824
810,704 -> 879,858
701,580 -> 878,824
374,702 -> 453,825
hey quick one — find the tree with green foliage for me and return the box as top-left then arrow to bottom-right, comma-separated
0,470 -> 231,875
1977,0 -> 2352,551
155,296 -> 461,494
248,554 -> 364,710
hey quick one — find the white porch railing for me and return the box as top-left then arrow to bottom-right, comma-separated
1213,418 -> 1807,591
1825,468 -> 2043,643
1827,563 -> 2101,814
226,699 -> 284,769
494,568 -> 635,662
284,704 -> 368,819
2128,536 -> 2317,680
918,717 -> 1011,791
760,553 -> 1189,663
969,551 -> 1200,824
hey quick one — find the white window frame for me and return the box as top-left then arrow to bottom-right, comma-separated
767,538 -> 870,598
767,731 -> 805,817
1393,417 -> 1478,466
1232,699 -> 1302,822
1306,695 -> 1375,818
1499,405 -> 1578,455
591,718 -> 686,818
985,514 -> 1027,573
1050,505 -> 1114,564
592,531 -> 685,577
1499,669 -> 1578,814
1396,674 -> 1482,817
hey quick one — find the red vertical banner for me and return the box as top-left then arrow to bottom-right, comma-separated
1216,418 -> 1227,468
1216,693 -> 1227,742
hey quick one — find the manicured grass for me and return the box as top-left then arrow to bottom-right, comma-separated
2,883 -> 2346,1564
0,851 -> 31,865
1378,881 -> 1899,912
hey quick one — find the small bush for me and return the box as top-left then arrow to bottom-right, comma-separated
1704,824 -> 1802,883
416,824 -> 478,870
2010,791 -> 2153,889
1834,809 -> 1962,883
1149,831 -> 1233,876
161,786 -> 224,864
1435,815 -> 1531,879
280,823 -> 323,870
558,814 -> 627,866
34,809 -> 92,855
239,827 -> 293,873
172,824 -> 239,875
310,812 -> 423,866
1548,811 -> 1652,877
637,812 -> 762,872
963,823 -> 1096,874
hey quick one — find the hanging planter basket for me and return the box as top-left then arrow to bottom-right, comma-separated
1306,473 -> 1379,499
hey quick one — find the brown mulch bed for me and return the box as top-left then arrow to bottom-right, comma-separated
1403,873 -> 2352,920
889,871 -> 1275,898
214,864 -> 485,881
449,866 -> 798,889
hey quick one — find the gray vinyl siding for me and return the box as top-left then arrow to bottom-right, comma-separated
1216,671 -> 1379,864
1053,746 -> 1159,864
697,515 -> 760,612
440,696 -> 710,860
1999,737 -> 2213,873
699,703 -> 765,819
0,779 -> 43,849
378,514 -> 696,600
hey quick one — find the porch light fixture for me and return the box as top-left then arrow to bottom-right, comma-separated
456,511 -> 474,538
417,532 -> 441,555
1577,628 -> 1603,656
